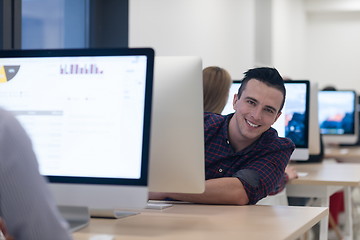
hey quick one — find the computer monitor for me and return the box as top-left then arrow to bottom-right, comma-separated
308,82 -> 321,156
318,90 -> 358,145
148,56 -> 205,194
221,80 -> 241,116
222,80 -> 310,161
0,48 -> 154,228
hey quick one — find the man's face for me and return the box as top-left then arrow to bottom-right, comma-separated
231,79 -> 283,143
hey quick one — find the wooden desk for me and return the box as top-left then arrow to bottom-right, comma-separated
73,204 -> 328,240
325,145 -> 360,162
287,161 -> 360,240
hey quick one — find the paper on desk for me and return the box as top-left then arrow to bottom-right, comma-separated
297,172 -> 308,177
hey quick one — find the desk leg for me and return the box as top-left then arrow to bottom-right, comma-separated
316,197 -> 330,240
344,186 -> 353,240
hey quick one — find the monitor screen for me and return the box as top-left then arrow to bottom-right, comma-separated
221,80 -> 241,116
148,56 -> 205,194
222,80 -> 310,161
0,48 -> 154,222
318,90 -> 358,145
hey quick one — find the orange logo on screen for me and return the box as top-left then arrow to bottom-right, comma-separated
0,66 -> 20,83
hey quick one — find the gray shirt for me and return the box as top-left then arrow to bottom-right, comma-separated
0,108 -> 72,240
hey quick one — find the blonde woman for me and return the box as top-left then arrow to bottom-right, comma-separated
202,66 -> 232,114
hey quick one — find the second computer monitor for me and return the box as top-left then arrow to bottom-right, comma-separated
222,80 -> 310,161
318,90 -> 358,145
148,56 -> 205,193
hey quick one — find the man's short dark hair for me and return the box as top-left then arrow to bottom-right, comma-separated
237,67 -> 286,111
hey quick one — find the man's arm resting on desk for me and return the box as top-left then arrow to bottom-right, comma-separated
149,177 -> 249,205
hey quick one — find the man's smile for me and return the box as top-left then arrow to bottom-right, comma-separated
246,119 -> 260,128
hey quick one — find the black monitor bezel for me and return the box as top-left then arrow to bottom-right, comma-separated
283,80 -> 310,149
0,48 -> 155,186
318,89 -> 357,136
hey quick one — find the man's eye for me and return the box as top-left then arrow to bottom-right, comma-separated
247,100 -> 255,105
265,108 -> 274,114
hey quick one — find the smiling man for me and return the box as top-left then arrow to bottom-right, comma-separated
149,67 -> 295,205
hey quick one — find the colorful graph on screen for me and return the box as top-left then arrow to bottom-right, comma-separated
0,65 -> 20,83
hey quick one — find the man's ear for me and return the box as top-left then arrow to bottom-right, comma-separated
274,111 -> 282,122
232,94 -> 238,110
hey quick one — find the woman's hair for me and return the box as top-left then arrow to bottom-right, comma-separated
203,66 -> 232,114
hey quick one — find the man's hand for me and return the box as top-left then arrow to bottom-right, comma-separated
149,177 -> 249,205
285,165 -> 298,181
148,192 -> 169,200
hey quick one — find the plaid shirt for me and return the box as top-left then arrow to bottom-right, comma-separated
204,112 -> 295,204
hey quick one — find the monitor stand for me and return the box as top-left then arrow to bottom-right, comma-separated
58,205 -> 90,232
90,209 -> 140,219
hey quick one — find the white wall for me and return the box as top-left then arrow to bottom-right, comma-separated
306,10 -> 360,91
273,0 -> 360,92
129,0 -> 255,79
254,0 -> 272,67
272,0 -> 308,79
130,0 -> 360,92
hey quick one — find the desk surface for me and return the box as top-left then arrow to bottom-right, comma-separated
73,204 -> 328,240
289,162 -> 360,186
287,161 -> 360,240
325,145 -> 360,162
